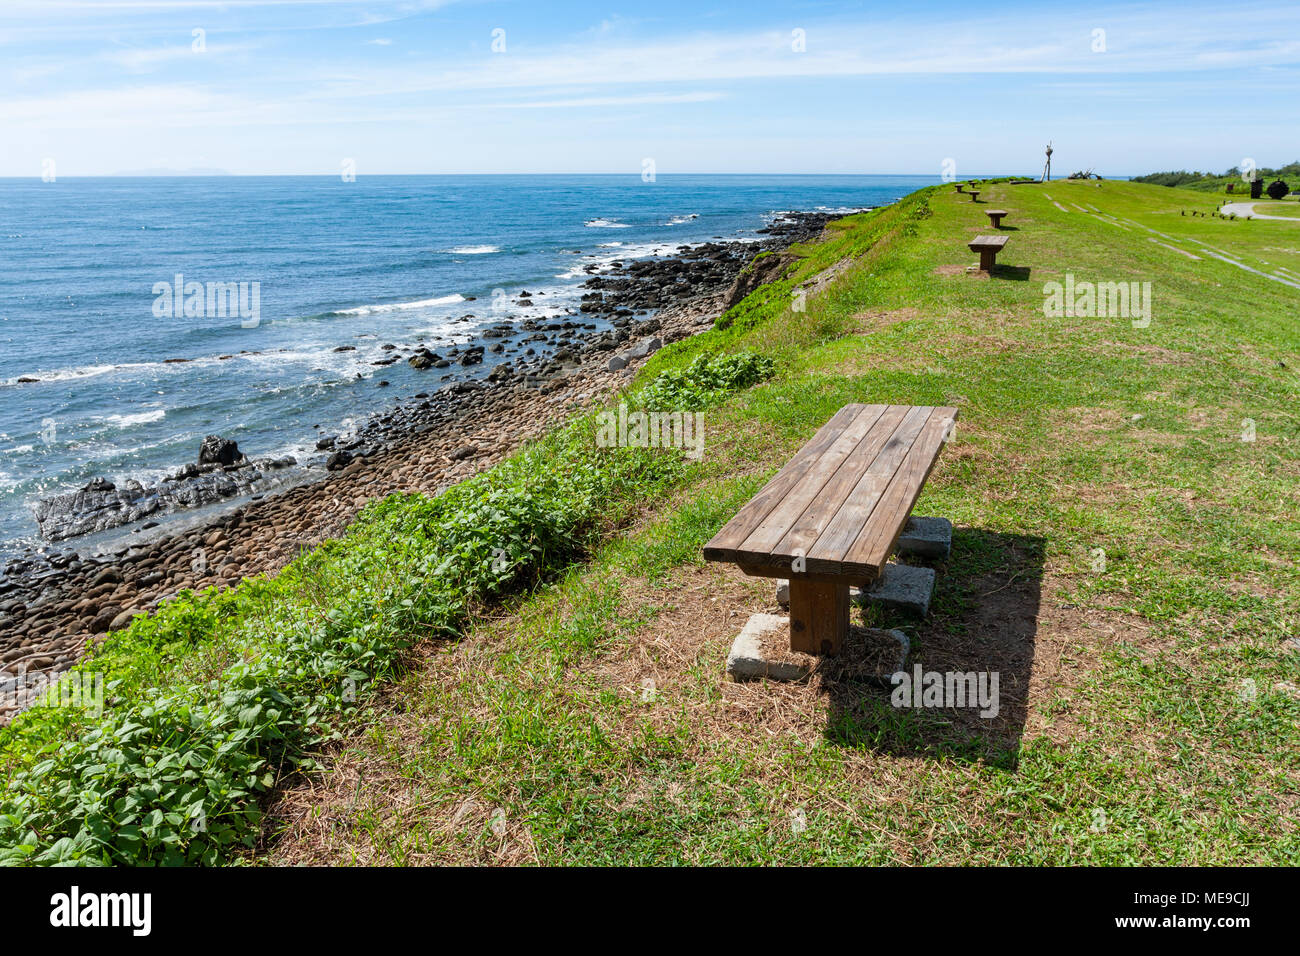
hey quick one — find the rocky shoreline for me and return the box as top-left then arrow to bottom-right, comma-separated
0,208 -> 854,722
33,437 -> 303,542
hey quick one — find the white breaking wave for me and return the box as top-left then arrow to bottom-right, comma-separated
337,294 -> 466,315
2,353 -> 269,388
1,363 -> 127,387
448,245 -> 500,255
666,213 -> 699,225
555,239 -> 692,280
102,410 -> 167,428
584,218 -> 631,229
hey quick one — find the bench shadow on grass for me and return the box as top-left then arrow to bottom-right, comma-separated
820,528 -> 1046,770
990,264 -> 1032,281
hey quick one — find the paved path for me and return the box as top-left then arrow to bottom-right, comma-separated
1107,214 -> 1300,291
1220,201 -> 1300,221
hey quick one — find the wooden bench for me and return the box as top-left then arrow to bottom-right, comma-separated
968,190 -> 981,202
985,209 -> 1008,228
703,404 -> 958,656
968,234 -> 1008,272
955,184 -> 964,193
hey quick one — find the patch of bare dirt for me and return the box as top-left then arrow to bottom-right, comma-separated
799,257 -> 856,300
1087,340 -> 1200,367
265,618 -> 544,866
265,530 -> 1180,866
577,552 -> 1155,756
933,263 -> 976,277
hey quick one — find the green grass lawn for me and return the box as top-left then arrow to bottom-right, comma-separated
266,180 -> 1300,866
1253,202 -> 1300,219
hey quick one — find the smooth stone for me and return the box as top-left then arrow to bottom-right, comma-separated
896,516 -> 953,559
109,608 -> 138,631
854,563 -> 935,617
89,607 -> 121,632
726,613 -> 811,682
627,336 -> 662,360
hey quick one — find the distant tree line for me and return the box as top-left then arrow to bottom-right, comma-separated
1133,161 -> 1300,187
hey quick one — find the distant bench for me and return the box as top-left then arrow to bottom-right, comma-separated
968,234 -> 1008,272
984,209 -> 1008,229
703,404 -> 958,656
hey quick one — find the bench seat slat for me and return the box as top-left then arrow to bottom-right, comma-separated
734,404 -> 891,556
802,405 -> 933,569
704,403 -> 958,580
701,403 -> 875,556
770,404 -> 909,559
841,406 -> 956,574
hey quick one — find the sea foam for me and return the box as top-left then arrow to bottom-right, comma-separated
102,410 -> 167,428
337,294 -> 466,315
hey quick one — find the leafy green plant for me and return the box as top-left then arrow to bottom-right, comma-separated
0,414 -> 686,865
637,352 -> 775,411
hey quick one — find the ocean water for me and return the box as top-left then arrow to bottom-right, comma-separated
0,174 -> 933,557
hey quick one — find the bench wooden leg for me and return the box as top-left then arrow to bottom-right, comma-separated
788,579 -> 849,656
979,249 -> 997,272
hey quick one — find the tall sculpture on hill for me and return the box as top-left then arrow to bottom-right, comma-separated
1041,142 -> 1053,183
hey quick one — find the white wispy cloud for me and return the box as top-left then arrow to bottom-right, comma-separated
487,91 -> 725,110
4,2 -> 1299,138
0,84 -> 230,126
259,6 -> 1300,106
105,40 -> 258,72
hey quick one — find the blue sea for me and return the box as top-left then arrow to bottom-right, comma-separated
0,174 -> 933,558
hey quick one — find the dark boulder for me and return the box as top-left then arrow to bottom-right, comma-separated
408,349 -> 439,370
198,436 -> 245,467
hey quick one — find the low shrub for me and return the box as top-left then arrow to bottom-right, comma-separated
0,418 -> 688,865
637,352 -> 776,411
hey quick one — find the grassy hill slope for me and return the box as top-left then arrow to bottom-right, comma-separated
265,179 -> 1300,866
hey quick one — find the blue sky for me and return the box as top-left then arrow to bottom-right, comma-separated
2,0 -> 1298,177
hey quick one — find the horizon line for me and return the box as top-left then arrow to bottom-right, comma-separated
1,171 -> 1132,180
